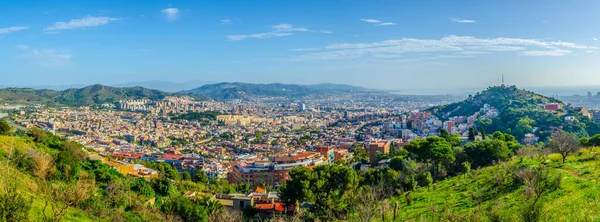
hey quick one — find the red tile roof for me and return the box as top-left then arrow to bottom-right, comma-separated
254,203 -> 285,211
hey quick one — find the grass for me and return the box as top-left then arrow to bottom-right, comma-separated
392,147 -> 600,221
0,135 -> 97,221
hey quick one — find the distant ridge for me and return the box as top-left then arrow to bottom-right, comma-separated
181,82 -> 379,100
111,80 -> 214,92
0,84 -> 170,106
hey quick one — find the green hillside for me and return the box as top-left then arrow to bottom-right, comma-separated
430,85 -> 600,141
0,84 -> 170,107
0,121 -> 238,221
392,148 -> 600,221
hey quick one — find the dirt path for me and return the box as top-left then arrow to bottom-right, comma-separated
541,164 -> 584,179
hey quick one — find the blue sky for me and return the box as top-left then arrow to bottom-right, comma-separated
1,0 -> 599,90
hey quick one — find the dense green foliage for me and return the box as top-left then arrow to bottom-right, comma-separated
171,111 -> 221,123
278,164 -> 360,220
0,129 -> 241,221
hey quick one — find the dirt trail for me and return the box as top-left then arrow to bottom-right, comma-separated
541,164 -> 584,179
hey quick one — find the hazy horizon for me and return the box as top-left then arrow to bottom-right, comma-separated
3,80 -> 600,97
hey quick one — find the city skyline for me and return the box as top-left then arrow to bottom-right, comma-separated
1,0 -> 600,90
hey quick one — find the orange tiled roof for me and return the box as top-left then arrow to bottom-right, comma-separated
254,203 -> 285,211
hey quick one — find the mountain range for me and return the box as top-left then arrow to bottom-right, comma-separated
0,82 -> 382,106
0,84 -> 169,107
181,82 -> 378,100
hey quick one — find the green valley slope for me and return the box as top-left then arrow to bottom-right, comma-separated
392,149 -> 600,221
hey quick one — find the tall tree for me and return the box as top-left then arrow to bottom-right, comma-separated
547,131 -> 580,163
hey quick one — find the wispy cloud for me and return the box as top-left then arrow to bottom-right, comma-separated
361,19 -> 381,23
287,35 -> 594,61
161,8 -> 180,21
451,18 -> 476,23
376,22 -> 396,26
523,49 -> 571,56
594,38 -> 598,41
44,16 -> 121,31
17,47 -> 72,67
0,26 -> 30,34
226,23 -> 330,41
221,19 -> 232,24
15,45 -> 30,50
361,18 -> 396,26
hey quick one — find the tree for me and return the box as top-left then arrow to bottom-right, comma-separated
461,161 -> 471,178
512,117 -> 535,140
183,171 -> 192,181
481,128 -> 486,140
349,185 -> 388,222
389,156 -> 404,171
416,171 -> 433,191
516,167 -> 561,222
587,134 -> 600,146
0,118 -> 13,136
547,131 -> 580,163
429,139 -> 455,175
353,147 -> 369,163
464,139 -> 510,168
40,175 -> 95,222
440,129 -> 461,146
468,128 -> 478,141
194,170 -> 209,184
279,164 -> 359,220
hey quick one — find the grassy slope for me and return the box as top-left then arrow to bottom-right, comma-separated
0,136 -> 97,221
393,149 -> 600,221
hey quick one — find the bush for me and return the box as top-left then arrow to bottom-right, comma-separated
0,187 -> 32,222
547,153 -> 563,163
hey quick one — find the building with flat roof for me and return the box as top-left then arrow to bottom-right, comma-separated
367,139 -> 391,166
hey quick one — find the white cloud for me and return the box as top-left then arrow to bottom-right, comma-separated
451,18 -> 476,23
272,23 -> 308,32
18,48 -> 72,67
161,8 -> 180,21
361,19 -> 395,26
288,35 -> 593,60
221,19 -> 231,24
376,22 -> 396,26
594,38 -> 598,41
227,32 -> 292,41
15,45 -> 30,50
523,49 -> 571,56
361,19 -> 381,23
226,23 -> 329,41
0,26 -> 30,34
44,16 -> 121,31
